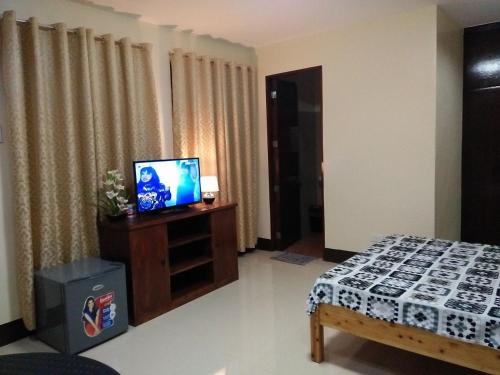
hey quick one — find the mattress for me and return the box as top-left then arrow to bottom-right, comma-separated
307,234 -> 500,349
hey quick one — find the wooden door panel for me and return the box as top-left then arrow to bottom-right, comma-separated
272,79 -> 301,249
211,208 -> 238,285
129,225 -> 169,323
462,24 -> 500,245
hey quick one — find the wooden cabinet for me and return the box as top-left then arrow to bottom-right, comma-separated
98,203 -> 238,326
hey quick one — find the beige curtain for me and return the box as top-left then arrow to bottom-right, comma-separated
170,49 -> 257,252
0,10 -> 162,330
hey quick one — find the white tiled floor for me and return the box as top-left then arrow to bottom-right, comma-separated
0,251 -> 483,374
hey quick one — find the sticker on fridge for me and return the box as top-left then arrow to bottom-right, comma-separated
82,292 -> 116,337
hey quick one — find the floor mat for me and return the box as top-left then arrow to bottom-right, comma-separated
284,233 -> 324,258
270,251 -> 316,266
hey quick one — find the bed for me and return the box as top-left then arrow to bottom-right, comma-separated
307,235 -> 500,374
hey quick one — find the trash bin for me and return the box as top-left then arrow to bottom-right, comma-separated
35,257 -> 128,354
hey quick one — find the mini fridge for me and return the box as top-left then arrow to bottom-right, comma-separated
35,257 -> 128,354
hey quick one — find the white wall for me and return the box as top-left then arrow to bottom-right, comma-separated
0,0 -> 255,325
435,9 -> 463,240
257,6 -> 448,251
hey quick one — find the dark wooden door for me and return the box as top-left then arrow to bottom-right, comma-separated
462,23 -> 500,245
267,78 -> 302,250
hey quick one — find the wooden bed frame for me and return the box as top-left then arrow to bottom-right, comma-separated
310,304 -> 500,374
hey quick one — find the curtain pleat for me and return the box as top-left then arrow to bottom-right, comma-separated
198,56 -> 216,176
105,34 -> 126,174
133,43 -> 162,160
171,49 -> 257,252
0,10 -> 162,329
120,38 -> 139,160
70,28 -> 99,254
249,67 -> 258,243
54,23 -> 79,259
212,60 -> 229,202
187,53 -> 199,159
1,11 -> 35,328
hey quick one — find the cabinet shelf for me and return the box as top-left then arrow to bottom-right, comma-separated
171,279 -> 215,303
170,255 -> 213,276
169,233 -> 212,249
171,262 -> 214,303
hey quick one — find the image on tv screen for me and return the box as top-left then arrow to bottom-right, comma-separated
134,158 -> 201,213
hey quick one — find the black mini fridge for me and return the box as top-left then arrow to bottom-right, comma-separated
35,257 -> 128,354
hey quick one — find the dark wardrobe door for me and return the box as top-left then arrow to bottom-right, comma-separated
462,23 -> 500,245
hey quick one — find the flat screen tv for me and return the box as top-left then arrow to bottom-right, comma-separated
133,158 -> 201,213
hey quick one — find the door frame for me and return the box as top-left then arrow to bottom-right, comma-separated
265,66 -> 324,251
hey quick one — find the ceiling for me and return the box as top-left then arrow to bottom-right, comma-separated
78,0 -> 500,47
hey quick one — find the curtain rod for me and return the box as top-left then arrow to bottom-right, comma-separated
15,19 -> 145,49
168,51 -> 253,70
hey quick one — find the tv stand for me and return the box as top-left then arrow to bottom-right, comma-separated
98,203 -> 238,326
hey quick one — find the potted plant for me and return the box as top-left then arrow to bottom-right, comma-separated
99,170 -> 128,220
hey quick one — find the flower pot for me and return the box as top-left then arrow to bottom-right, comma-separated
106,213 -> 127,221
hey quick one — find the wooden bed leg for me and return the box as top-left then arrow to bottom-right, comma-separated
310,309 -> 324,363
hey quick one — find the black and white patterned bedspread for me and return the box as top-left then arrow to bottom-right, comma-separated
306,234 -> 500,349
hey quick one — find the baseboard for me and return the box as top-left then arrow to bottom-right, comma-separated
0,318 -> 32,347
323,248 -> 356,263
256,237 -> 272,251
239,248 -> 256,256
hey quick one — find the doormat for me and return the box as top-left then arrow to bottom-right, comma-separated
271,252 -> 316,266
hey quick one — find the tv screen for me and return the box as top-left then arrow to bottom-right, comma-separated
133,158 -> 201,213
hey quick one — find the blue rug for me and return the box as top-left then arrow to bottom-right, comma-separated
271,252 -> 316,266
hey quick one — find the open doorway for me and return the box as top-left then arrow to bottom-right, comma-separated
266,66 -> 324,258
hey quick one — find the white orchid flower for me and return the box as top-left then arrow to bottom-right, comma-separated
106,191 -> 118,199
117,196 -> 128,204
